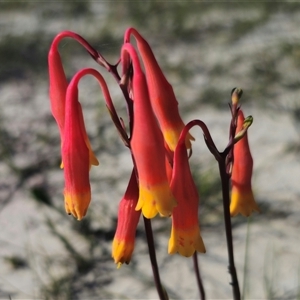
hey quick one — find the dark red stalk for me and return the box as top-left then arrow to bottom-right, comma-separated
193,253 -> 206,300
218,157 -> 240,300
143,217 -> 168,300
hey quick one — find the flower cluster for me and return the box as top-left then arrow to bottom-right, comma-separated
48,28 -> 258,268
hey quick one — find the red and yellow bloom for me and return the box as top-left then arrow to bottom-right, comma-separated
112,171 -> 141,267
169,131 -> 206,256
62,73 -> 91,220
230,110 -> 259,217
121,43 -> 176,219
124,28 -> 193,151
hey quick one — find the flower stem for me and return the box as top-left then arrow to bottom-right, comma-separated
193,253 -> 206,300
242,216 -> 251,299
143,216 -> 168,300
218,158 -> 241,300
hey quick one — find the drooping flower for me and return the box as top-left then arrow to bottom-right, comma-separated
124,28 -> 193,151
61,67 -> 124,220
62,73 -> 91,220
48,32 -> 99,168
121,43 -> 176,219
112,171 -> 141,267
168,129 -> 206,256
230,110 -> 259,217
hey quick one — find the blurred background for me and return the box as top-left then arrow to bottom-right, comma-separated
0,1 -> 300,299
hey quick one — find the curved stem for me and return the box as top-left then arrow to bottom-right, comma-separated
51,30 -> 99,60
99,61 -> 134,140
179,119 -> 221,160
113,67 -> 134,139
218,158 -> 241,300
51,30 -> 134,131
94,46 -> 135,141
71,68 -> 130,147
143,217 -> 168,300
193,253 -> 206,300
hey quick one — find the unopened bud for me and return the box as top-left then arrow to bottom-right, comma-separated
231,87 -> 243,105
234,115 -> 253,143
242,115 -> 253,129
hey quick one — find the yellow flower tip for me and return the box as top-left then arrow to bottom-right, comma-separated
163,129 -> 179,152
89,150 -> 99,167
168,226 -> 206,257
136,182 -> 177,219
64,201 -> 71,215
112,239 -> 134,267
60,161 -> 64,169
164,128 -> 194,152
135,200 -> 158,219
185,132 -> 195,150
84,135 -> 99,167
117,262 -> 122,269
230,188 -> 260,217
64,190 -> 91,220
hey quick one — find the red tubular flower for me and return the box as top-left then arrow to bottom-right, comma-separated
62,67 -> 123,220
124,28 -> 193,151
48,32 -> 99,168
121,43 -> 176,219
48,36 -> 68,140
230,110 -> 259,217
112,171 -> 141,267
62,74 -> 91,220
169,128 -> 206,256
